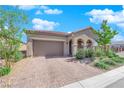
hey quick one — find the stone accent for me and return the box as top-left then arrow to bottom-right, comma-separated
27,39 -> 33,57
63,41 -> 68,56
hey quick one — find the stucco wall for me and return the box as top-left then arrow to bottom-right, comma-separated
27,34 -> 68,56
28,34 -> 66,42
67,29 -> 98,56
27,29 -> 97,57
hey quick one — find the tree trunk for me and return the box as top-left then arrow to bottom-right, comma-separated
103,45 -> 108,56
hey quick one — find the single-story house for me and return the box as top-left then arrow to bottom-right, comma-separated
26,27 -> 97,57
111,41 -> 124,52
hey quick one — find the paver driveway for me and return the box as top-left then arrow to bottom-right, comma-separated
0,57 -> 103,88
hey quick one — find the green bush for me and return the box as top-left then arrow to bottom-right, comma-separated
94,47 -> 117,58
101,58 -> 116,65
13,51 -> 24,62
0,66 -> 11,77
111,57 -> 124,63
75,48 -> 95,59
119,57 -> 124,60
94,61 -> 109,70
99,56 -> 104,60
106,49 -> 118,58
85,48 -> 94,58
95,48 -> 105,57
75,49 -> 85,59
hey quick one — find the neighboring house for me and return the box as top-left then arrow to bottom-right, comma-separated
26,27 -> 97,57
111,41 -> 124,52
19,43 -> 27,57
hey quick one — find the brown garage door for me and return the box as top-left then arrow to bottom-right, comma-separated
33,40 -> 64,57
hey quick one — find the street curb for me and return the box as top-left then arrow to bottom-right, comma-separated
62,66 -> 124,88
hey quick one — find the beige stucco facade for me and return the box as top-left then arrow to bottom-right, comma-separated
26,27 -> 97,57
66,30 -> 97,56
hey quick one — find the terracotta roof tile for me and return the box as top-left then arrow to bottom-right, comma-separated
26,27 -> 94,37
26,30 -> 68,37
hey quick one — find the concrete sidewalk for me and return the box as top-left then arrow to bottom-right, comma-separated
107,77 -> 124,88
63,66 -> 124,88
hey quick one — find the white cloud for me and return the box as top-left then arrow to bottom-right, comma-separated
40,5 -> 49,10
117,23 -> 124,28
68,32 -> 72,34
86,6 -> 124,42
35,10 -> 42,15
32,18 -> 59,30
44,9 -> 63,15
87,9 -> 114,16
111,34 -> 124,42
39,6 -> 63,15
86,7 -> 124,27
18,5 -> 36,10
19,5 -> 63,15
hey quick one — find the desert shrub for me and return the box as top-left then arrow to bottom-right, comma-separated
111,57 -> 124,63
94,61 -> 109,70
101,58 -> 116,65
75,49 -> 85,59
95,48 -> 105,57
75,48 -> 95,59
119,57 -> 124,60
94,48 -> 101,57
85,48 -> 94,58
0,66 -> 11,77
106,49 -> 118,58
12,51 -> 24,62
99,56 -> 105,60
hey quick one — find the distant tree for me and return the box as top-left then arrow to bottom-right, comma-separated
93,20 -> 118,46
0,7 -> 27,67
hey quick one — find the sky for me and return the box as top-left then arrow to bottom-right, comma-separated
2,5 -> 124,43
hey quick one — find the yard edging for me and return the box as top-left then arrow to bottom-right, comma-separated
62,65 -> 124,88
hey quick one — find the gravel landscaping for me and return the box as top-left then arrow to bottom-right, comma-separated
0,57 -> 103,88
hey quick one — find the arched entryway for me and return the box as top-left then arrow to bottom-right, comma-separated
69,40 -> 72,56
77,39 -> 84,49
86,39 -> 92,48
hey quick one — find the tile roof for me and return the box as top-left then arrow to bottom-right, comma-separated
26,30 -> 68,37
26,27 -> 93,37
68,26 -> 93,36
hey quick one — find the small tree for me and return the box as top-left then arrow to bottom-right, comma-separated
93,20 -> 118,52
94,20 -> 118,46
0,7 -> 27,67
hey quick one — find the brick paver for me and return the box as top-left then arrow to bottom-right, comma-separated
0,57 -> 103,88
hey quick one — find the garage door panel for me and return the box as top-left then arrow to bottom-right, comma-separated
33,40 -> 63,56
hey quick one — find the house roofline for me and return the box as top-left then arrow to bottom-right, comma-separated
67,26 -> 94,36
26,26 -> 94,37
26,30 -> 68,37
